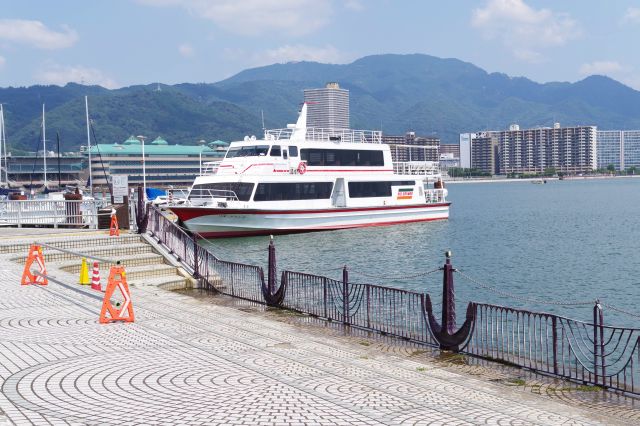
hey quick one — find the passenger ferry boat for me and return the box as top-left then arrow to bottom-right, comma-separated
167,105 -> 450,238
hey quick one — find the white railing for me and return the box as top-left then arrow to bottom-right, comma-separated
0,199 -> 101,228
393,161 -> 441,176
201,161 -> 222,175
265,128 -> 382,144
424,189 -> 447,204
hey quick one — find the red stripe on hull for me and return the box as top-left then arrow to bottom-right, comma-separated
170,203 -> 451,222
195,216 -> 448,238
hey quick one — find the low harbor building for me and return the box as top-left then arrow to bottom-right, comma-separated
86,136 -> 228,189
4,152 -> 85,188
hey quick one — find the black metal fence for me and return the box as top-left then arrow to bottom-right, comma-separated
146,206 -> 640,397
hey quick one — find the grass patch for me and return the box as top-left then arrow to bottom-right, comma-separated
416,367 -> 427,372
505,378 -> 526,386
359,341 -> 371,347
575,385 -> 603,392
410,349 -> 427,357
437,352 -> 467,365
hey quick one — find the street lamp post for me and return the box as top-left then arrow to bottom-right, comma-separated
137,135 -> 147,200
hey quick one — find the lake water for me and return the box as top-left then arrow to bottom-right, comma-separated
200,178 -> 640,326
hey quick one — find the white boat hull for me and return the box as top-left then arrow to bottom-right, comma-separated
170,203 -> 450,238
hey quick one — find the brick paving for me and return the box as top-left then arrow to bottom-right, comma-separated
0,237 -> 637,425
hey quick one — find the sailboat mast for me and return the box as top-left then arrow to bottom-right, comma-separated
0,104 -> 4,186
1,104 -> 7,184
85,96 -> 92,196
42,104 -> 47,189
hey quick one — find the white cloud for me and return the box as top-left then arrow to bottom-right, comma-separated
0,55 -> 5,69
623,7 -> 640,23
344,0 -> 364,12
0,19 -> 77,49
137,0 -> 332,36
35,64 -> 118,89
254,44 -> 346,65
472,0 -> 580,62
579,61 -> 624,76
178,43 -> 195,58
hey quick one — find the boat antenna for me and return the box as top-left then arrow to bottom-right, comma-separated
42,104 -> 47,190
261,109 -> 265,133
56,132 -> 62,189
85,96 -> 93,197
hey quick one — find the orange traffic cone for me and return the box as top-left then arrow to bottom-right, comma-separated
21,244 -> 48,286
90,261 -> 102,291
109,210 -> 120,237
99,266 -> 134,324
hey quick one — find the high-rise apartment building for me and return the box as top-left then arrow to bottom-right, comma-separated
596,130 -> 640,171
471,135 -> 499,174
461,124 -> 597,175
381,132 -> 440,162
304,82 -> 349,129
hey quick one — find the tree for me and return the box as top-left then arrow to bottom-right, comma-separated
606,164 -> 616,174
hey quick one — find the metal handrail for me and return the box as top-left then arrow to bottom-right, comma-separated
36,242 -> 121,264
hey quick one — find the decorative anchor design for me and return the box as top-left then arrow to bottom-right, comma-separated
261,237 -> 286,306
424,251 -> 476,351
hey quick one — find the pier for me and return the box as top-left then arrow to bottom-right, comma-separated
0,228 -> 638,423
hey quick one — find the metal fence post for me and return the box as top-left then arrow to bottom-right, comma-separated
323,277 -> 328,319
268,237 -> 276,295
193,238 -> 199,279
17,201 -> 22,228
441,251 -> 456,335
552,315 -> 558,376
342,265 -> 349,325
593,300 -> 601,385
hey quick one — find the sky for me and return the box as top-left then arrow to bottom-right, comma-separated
1,0 -> 640,90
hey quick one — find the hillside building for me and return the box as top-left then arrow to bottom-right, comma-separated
304,82 -> 350,129
86,136 -> 228,189
596,130 -> 640,171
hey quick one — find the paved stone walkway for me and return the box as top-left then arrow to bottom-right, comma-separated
0,241 -> 636,425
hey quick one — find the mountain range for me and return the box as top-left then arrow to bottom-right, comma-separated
2,53 -> 640,153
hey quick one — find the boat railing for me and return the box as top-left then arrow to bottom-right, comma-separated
394,161 -> 441,176
187,188 -> 240,203
424,189 -> 446,204
201,161 -> 222,175
265,127 -> 382,144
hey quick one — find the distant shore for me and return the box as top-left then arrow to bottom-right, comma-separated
445,175 -> 640,184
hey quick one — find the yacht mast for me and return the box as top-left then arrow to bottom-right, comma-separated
1,105 -> 7,185
42,104 -> 47,189
0,104 -> 4,186
85,96 -> 93,196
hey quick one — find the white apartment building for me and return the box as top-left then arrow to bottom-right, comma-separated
597,130 -> 640,171
304,82 -> 350,129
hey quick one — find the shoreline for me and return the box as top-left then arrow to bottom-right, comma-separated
445,174 -> 640,184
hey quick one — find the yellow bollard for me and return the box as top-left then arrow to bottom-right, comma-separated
79,257 -> 90,285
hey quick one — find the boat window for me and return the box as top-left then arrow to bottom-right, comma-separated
289,146 -> 298,157
253,182 -> 333,201
300,149 -> 384,167
189,182 -> 254,201
225,145 -> 270,158
282,150 -> 288,159
270,145 -> 281,157
347,181 -> 413,198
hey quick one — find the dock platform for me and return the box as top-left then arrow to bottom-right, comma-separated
0,231 -> 637,425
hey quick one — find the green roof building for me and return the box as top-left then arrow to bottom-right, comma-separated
86,136 -> 228,188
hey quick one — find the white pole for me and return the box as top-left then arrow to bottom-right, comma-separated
42,104 -> 47,189
1,104 -> 7,184
0,104 -> 4,185
140,136 -> 146,200
199,148 -> 202,175
85,96 -> 93,196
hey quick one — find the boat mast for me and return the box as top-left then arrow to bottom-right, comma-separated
1,104 -> 7,184
85,96 -> 93,196
0,104 -> 4,186
42,104 -> 47,189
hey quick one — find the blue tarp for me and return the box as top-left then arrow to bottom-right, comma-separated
145,187 -> 166,200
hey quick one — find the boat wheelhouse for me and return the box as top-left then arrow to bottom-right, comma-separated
167,104 -> 450,238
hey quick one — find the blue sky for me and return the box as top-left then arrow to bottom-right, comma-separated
1,0 -> 640,89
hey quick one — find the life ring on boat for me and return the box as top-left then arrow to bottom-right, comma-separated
297,162 -> 307,175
